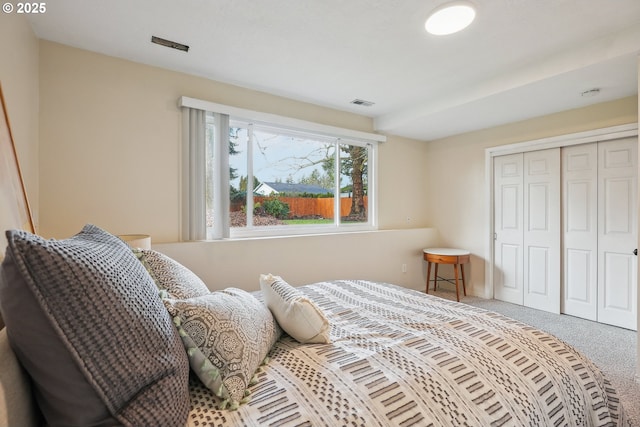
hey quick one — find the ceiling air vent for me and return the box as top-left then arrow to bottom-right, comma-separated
151,36 -> 189,52
350,99 -> 375,107
580,88 -> 600,98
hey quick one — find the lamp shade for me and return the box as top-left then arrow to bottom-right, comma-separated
118,234 -> 151,250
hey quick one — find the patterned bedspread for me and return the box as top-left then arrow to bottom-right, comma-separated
186,280 -> 627,427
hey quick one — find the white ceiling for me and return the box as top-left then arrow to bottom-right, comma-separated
27,0 -> 640,141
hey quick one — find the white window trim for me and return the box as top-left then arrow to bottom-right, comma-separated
180,96 -> 387,143
182,96 -> 384,240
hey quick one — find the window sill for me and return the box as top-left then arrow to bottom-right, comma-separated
215,223 -> 377,240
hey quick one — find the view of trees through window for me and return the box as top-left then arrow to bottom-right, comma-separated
206,118 -> 370,233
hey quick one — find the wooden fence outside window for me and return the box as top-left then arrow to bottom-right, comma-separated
232,196 -> 368,219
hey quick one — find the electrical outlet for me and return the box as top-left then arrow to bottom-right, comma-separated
402,263 -> 407,273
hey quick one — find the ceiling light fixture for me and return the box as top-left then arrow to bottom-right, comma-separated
425,1 -> 476,36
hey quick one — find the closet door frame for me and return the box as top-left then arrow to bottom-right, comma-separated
484,123 -> 638,301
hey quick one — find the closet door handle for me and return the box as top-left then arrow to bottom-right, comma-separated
634,249 -> 638,256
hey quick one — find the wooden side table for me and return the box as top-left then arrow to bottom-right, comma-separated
423,248 -> 470,302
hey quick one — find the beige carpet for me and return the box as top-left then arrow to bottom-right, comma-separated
431,287 -> 639,427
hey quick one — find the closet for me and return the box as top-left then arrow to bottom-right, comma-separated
492,136 -> 637,330
493,148 -> 561,314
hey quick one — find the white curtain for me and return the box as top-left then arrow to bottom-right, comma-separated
181,107 -> 229,241
211,112 -> 230,239
182,107 -> 206,240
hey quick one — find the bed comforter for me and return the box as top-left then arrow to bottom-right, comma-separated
187,280 -> 626,427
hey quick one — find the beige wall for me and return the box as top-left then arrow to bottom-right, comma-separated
378,134 -> 430,229
37,41 -> 435,290
38,41 -> 431,240
425,96 -> 638,297
0,14 -> 39,236
155,228 -> 438,292
5,29 -> 640,302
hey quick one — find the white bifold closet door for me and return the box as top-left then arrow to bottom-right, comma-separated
494,148 -> 561,313
493,153 -> 524,305
598,138 -> 638,329
563,138 -> 637,330
562,143 -> 598,321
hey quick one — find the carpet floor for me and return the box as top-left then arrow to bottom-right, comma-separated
431,288 -> 640,426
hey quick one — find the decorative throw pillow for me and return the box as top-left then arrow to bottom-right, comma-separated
136,248 -> 210,299
0,225 -> 190,427
260,274 -> 330,344
1,249 -> 114,426
163,288 -> 281,409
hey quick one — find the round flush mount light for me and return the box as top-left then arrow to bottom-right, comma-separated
425,1 -> 476,36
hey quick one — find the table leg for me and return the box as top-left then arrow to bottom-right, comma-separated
454,263 -> 460,302
460,264 -> 467,296
425,261 -> 432,294
433,264 -> 439,291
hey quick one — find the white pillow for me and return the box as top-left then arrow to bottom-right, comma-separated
259,274 -> 330,344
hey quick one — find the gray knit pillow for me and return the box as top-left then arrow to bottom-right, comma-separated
0,224 -> 190,427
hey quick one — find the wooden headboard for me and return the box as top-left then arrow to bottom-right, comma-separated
0,328 -> 38,427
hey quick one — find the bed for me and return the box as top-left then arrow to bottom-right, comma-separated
187,279 -> 626,427
0,225 -> 628,427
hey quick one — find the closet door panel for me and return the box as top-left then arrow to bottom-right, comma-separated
527,246 -> 549,296
598,137 -> 637,330
523,148 -> 560,313
603,252 -> 634,311
562,143 -> 597,320
494,154 -> 524,305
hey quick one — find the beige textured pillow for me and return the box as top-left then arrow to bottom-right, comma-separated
135,249 -> 210,299
162,288 -> 281,409
260,274 -> 330,344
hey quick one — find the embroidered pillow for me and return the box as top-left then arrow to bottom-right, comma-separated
136,249 -> 210,299
162,288 -> 281,409
260,274 -> 330,344
0,225 -> 190,427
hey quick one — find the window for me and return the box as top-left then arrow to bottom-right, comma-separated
181,97 -> 384,240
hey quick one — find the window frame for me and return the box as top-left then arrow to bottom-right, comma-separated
180,96 -> 385,240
